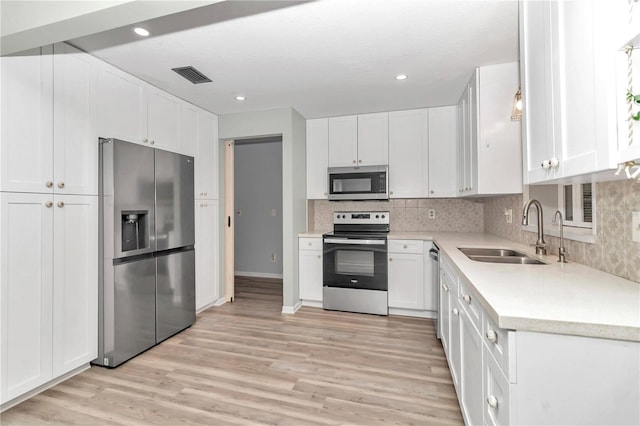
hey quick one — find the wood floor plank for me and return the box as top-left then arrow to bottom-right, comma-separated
2,276 -> 463,425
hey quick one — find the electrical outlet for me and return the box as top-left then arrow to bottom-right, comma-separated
633,211 -> 640,243
428,209 -> 436,219
504,208 -> 513,224
236,209 -> 242,216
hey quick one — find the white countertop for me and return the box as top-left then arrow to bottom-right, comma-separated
431,232 -> 640,342
298,230 -> 640,341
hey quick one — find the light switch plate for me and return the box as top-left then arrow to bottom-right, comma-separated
504,208 -> 513,224
633,211 -> 640,243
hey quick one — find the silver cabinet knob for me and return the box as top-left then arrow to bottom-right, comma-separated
45,201 -> 53,208
57,201 -> 64,208
352,160 -> 356,164
389,258 -> 393,262
317,255 -> 321,259
203,192 -> 207,196
143,138 -> 148,144
463,294 -> 471,304
441,284 -> 449,292
57,182 -> 65,189
487,395 -> 498,409
390,191 -> 394,195
150,140 -> 155,145
308,242 -> 312,246
452,308 -> 459,316
486,329 -> 497,343
403,244 -> 407,249
358,159 -> 362,163
430,190 -> 434,194
46,181 -> 53,188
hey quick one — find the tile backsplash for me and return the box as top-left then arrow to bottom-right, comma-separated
483,180 -> 640,283
310,199 -> 484,232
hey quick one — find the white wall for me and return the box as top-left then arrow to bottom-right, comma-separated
218,108 -> 307,310
234,139 -> 283,277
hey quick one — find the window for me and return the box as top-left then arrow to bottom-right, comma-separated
559,183 -> 593,229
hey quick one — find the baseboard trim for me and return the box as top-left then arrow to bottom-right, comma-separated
196,296 -> 226,313
235,271 -> 283,279
388,308 -> 437,319
1,363 -> 90,412
301,300 -> 323,308
282,300 -> 303,314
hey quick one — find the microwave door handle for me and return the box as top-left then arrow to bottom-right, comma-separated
323,238 -> 386,246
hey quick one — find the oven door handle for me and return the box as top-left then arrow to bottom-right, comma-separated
323,238 -> 386,246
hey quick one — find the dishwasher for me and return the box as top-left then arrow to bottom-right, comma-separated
429,243 -> 440,339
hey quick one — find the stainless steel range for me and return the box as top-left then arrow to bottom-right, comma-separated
323,211 -> 389,315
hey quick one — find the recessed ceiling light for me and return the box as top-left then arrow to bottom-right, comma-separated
134,27 -> 150,37
395,74 -> 408,80
235,96 -> 246,101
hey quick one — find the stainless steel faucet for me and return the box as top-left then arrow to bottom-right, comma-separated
522,199 -> 547,255
552,210 -> 568,263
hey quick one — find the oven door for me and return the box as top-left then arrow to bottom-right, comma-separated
323,237 -> 387,291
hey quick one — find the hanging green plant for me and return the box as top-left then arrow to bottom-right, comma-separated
628,92 -> 640,121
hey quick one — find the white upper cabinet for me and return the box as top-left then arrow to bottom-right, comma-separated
357,112 -> 389,166
457,63 -> 522,196
180,103 -> 198,157
520,0 -> 618,183
195,111 -> 219,200
53,43 -> 99,196
0,46 -> 54,194
388,109 -> 426,198
428,106 -> 458,198
328,113 -> 389,167
147,86 -> 181,152
328,115 -> 358,167
306,118 -> 329,199
97,61 -> 147,144
0,44 -> 99,196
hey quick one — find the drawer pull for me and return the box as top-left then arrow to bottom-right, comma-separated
463,294 -> 471,304
487,395 -> 498,409
452,308 -> 459,316
486,329 -> 497,343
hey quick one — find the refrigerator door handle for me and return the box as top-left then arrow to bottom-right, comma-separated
228,216 -> 231,227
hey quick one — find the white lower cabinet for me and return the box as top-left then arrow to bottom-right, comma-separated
195,200 -> 219,310
439,252 -> 640,426
298,237 -> 322,303
0,192 -> 97,406
388,240 -> 424,310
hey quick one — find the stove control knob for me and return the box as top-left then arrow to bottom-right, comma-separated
381,214 -> 386,219
342,214 -> 346,219
336,214 -> 340,219
376,215 -> 380,219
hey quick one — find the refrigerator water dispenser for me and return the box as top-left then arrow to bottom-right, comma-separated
121,210 -> 149,252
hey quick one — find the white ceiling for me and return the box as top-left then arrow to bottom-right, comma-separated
71,0 -> 519,119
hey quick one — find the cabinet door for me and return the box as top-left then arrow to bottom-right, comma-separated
52,195 -> 98,376
328,115 -> 358,167
456,87 -> 469,195
520,0 -> 558,183
460,308 -> 483,426
428,106 -> 458,197
0,193 -> 53,404
465,75 -> 478,194
196,112 -> 218,199
306,118 -> 329,199
97,62 -> 147,144
0,46 -> 54,193
180,103 -> 198,157
147,87 -> 181,152
195,200 -> 219,310
388,253 -> 424,310
484,346 -> 513,426
388,109 -> 425,198
53,43 -> 99,196
357,112 -> 389,166
450,298 -> 462,393
299,249 -> 323,301
439,271 -> 451,355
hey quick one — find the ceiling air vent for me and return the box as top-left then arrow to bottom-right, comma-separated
171,66 -> 212,84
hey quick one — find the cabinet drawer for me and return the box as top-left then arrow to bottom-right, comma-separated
388,239 -> 423,254
483,313 -> 516,382
459,277 -> 482,332
299,237 -> 322,251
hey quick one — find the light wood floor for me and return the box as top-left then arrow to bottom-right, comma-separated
2,276 -> 463,425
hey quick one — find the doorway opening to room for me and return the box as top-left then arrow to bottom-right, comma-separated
228,136 -> 283,309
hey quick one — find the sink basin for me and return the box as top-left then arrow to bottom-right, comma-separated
458,247 -> 525,257
465,255 -> 546,265
458,247 -> 547,265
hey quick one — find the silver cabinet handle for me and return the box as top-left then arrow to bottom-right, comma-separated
57,182 -> 65,189
46,181 -> 53,188
317,255 -> 321,259
389,258 -> 393,262
486,329 -> 497,343
57,201 -> 64,208
45,201 -> 53,208
463,294 -> 471,304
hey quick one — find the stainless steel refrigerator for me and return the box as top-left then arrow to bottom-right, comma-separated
95,138 -> 195,368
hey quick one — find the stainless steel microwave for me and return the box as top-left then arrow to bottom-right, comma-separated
327,165 -> 389,201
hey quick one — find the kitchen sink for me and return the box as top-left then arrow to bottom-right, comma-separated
458,247 -> 547,265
